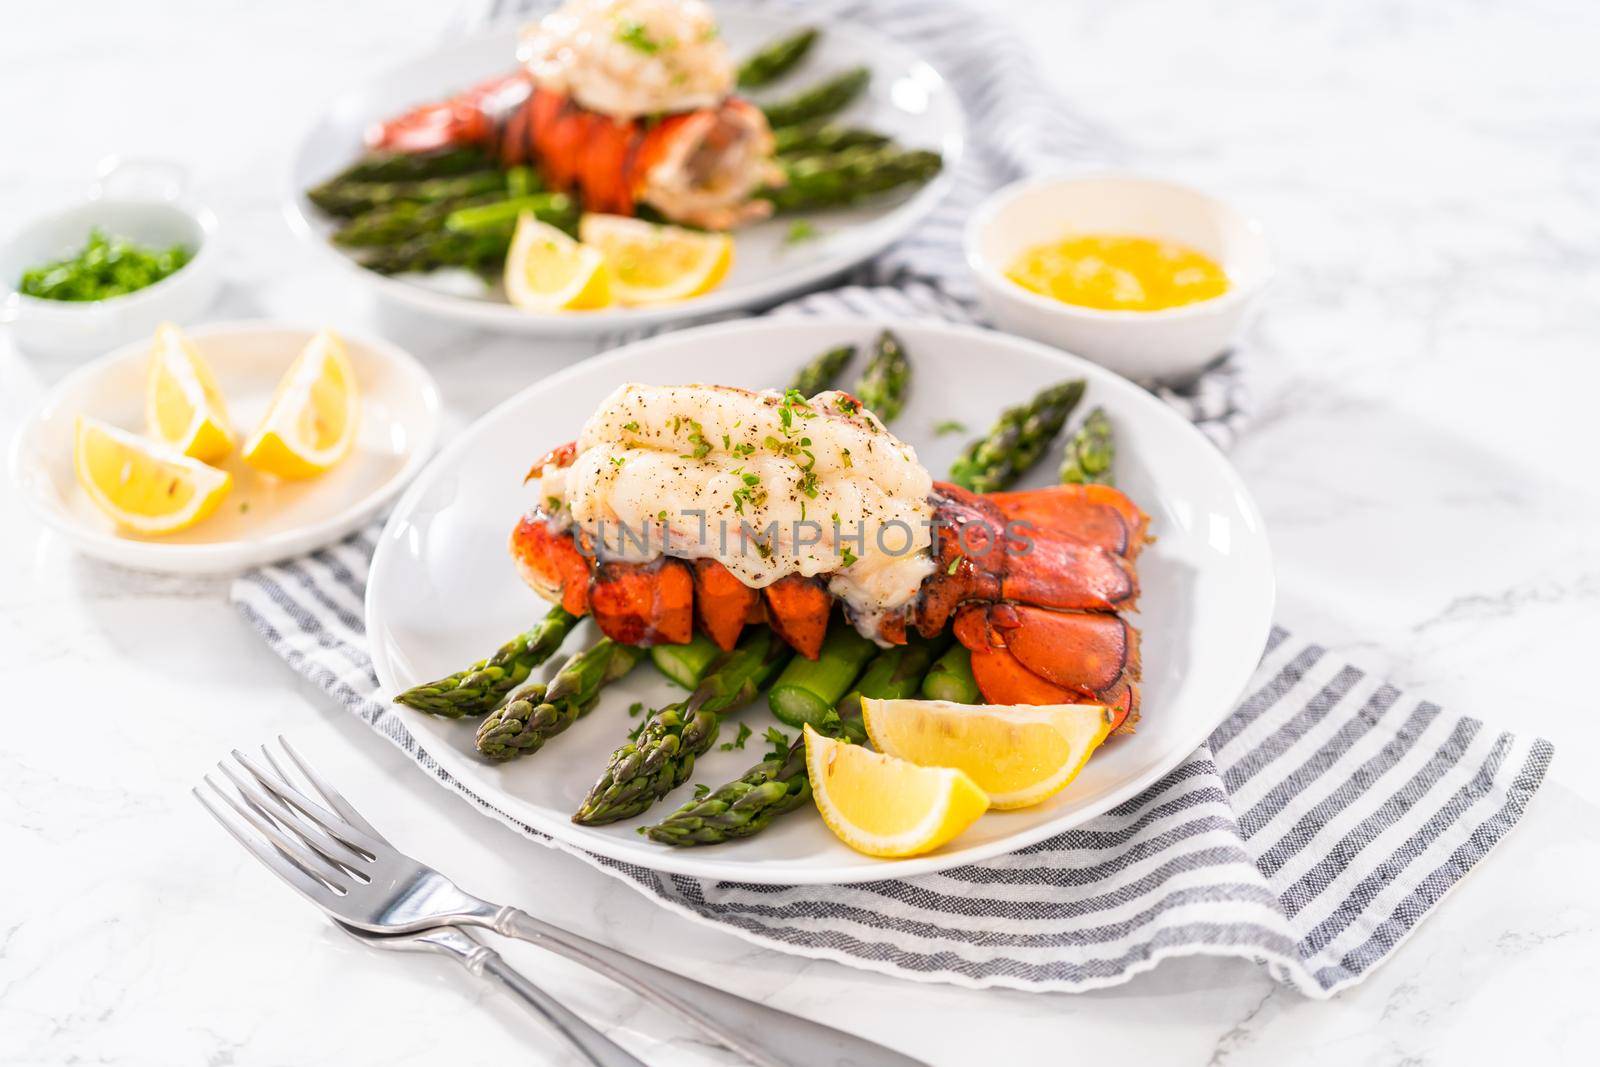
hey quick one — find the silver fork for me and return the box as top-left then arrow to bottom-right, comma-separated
195,737 -> 927,1067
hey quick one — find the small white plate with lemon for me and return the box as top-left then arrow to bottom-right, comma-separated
9,321 -> 440,574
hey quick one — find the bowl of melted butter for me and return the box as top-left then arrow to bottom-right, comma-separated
966,174 -> 1270,381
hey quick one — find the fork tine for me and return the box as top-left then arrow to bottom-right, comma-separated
272,736 -> 391,845
194,784 -> 341,905
203,772 -> 352,892
217,759 -> 372,877
231,748 -> 383,858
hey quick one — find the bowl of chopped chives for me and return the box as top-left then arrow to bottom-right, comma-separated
2,159 -> 220,356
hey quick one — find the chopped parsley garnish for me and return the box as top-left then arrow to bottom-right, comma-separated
841,547 -> 858,567
623,420 -> 640,432
615,19 -> 670,54
784,220 -> 819,244
763,727 -> 791,758
834,395 -> 860,415
731,441 -> 755,457
628,701 -> 645,717
947,555 -> 963,575
934,419 -> 967,436
719,723 -> 753,751
546,495 -> 562,512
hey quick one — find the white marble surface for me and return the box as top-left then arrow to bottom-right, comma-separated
3,1 -> 1599,1064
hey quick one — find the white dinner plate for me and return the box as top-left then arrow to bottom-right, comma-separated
366,318 -> 1275,884
10,321 -> 441,574
285,7 -> 963,337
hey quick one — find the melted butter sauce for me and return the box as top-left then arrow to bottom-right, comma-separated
1006,234 -> 1229,312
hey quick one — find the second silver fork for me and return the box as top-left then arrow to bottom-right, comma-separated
196,736 -> 926,1067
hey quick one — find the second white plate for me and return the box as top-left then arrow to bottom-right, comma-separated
365,318 -> 1275,884
286,8 -> 964,336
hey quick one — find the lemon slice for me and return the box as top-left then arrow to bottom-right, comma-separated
505,214 -> 612,311
144,322 -> 235,463
804,725 -> 989,858
578,213 -> 732,306
241,329 -> 360,479
862,699 -> 1114,810
75,416 -> 231,535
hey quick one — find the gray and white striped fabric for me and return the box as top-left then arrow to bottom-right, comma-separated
479,0 -> 1252,447
231,285 -> 1552,995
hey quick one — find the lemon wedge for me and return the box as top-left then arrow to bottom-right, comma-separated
579,213 -> 732,306
241,329 -> 360,479
504,214 -> 612,311
862,699 -> 1114,810
75,416 -> 231,535
804,725 -> 989,858
144,322 -> 235,463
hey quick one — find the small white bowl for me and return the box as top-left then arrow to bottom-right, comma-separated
0,159 -> 221,357
966,173 -> 1271,381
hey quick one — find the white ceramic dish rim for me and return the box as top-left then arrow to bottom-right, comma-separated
964,171 -> 1274,323
281,15 -> 965,333
365,316 -> 1276,884
7,319 -> 443,572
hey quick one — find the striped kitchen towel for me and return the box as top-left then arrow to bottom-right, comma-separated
477,0 -> 1252,447
231,283 -> 1553,995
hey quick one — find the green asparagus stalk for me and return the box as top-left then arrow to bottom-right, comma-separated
766,622 -> 877,731
920,643 -> 980,703
642,730 -> 811,846
737,27 -> 819,88
331,193 -> 503,248
357,229 -> 509,275
836,634 -> 952,721
644,637 -> 949,846
854,329 -> 910,423
475,640 -> 645,761
573,628 -> 791,825
313,147 -> 495,187
308,170 -> 510,217
651,633 -> 722,689
946,380 -> 1086,493
773,121 -> 891,158
394,606 -> 578,717
759,146 -> 943,213
1059,407 -> 1115,486
444,193 -> 575,235
761,67 -> 870,129
788,344 -> 856,396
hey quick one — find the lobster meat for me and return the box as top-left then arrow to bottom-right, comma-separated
366,0 -> 782,229
511,450 -> 1151,731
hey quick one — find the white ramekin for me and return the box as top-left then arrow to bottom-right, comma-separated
965,173 -> 1271,382
0,158 -> 221,357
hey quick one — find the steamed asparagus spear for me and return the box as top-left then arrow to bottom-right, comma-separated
920,643 -> 980,703
1059,407 -> 1115,486
766,622 -> 877,731
738,27 -> 819,88
312,147 -> 496,188
651,633 -> 722,690
760,146 -> 943,213
308,170 -> 510,217
643,639 -> 946,847
444,193 -> 575,235
475,640 -> 644,761
788,344 -> 856,396
773,121 -> 891,158
393,606 -> 578,717
331,193 -> 503,248
357,229 -> 509,275
946,380 -> 1086,493
854,329 -> 910,423
761,67 -> 870,128
573,629 -> 792,825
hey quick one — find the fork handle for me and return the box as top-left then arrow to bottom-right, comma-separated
466,942 -> 648,1067
492,906 -> 927,1067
